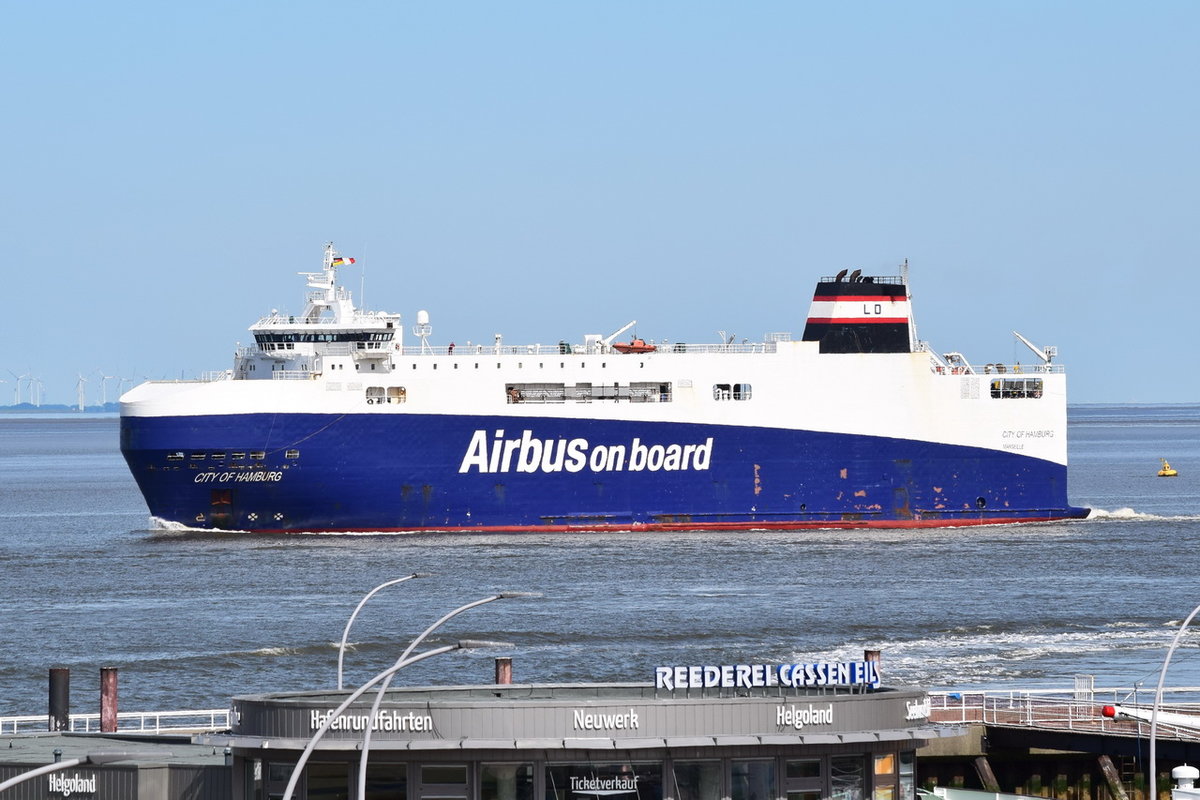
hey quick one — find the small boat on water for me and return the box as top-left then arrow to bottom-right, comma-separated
1158,458 -> 1178,477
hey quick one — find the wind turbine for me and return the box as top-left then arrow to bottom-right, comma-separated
7,370 -> 26,405
94,369 -> 119,405
76,373 -> 89,412
30,376 -> 43,407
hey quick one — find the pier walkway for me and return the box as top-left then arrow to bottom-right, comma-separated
928,686 -> 1200,760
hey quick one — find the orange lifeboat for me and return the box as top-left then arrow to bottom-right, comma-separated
612,338 -> 656,354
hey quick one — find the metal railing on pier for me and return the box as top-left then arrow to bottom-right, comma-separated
928,687 -> 1200,741
0,708 -> 230,736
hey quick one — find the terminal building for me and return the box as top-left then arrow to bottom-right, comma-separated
204,657 -> 956,800
0,658 -> 960,800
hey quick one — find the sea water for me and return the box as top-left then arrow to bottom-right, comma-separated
0,406 -> 1198,716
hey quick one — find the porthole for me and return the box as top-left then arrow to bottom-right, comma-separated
976,497 -> 987,509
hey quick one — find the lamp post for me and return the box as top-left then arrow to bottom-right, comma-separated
337,573 -> 431,690
0,752 -> 165,794
281,638 -> 512,800
1149,603 -> 1200,800
356,592 -> 536,800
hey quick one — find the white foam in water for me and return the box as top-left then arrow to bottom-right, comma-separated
1085,507 -> 1200,521
149,516 -> 201,532
251,646 -> 299,657
810,624 -> 1183,689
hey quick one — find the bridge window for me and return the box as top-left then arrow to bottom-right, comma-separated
990,378 -> 1043,399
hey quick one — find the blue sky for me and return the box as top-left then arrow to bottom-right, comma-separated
3,1 -> 1197,405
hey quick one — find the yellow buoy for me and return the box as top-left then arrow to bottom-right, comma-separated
1158,458 -> 1178,478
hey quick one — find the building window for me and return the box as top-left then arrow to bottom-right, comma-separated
898,753 -> 915,800
480,764 -> 533,800
421,765 -> 467,784
731,760 -> 775,800
786,760 -> 822,780
420,764 -> 468,800
307,762 -> 350,800
872,754 -> 896,800
546,763 -> 662,800
673,761 -> 721,800
831,757 -> 865,800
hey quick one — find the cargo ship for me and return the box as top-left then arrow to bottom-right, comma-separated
119,244 -> 1089,532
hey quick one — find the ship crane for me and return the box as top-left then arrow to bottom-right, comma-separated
602,320 -> 637,347
1012,330 -> 1057,364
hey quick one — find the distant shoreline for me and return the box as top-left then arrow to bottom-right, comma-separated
0,403 -> 119,414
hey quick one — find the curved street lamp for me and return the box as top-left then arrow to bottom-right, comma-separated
356,592 -> 537,800
1149,602 -> 1200,800
282,633 -> 517,800
337,573 -> 431,690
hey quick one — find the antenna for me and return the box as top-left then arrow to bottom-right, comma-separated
413,310 -> 433,355
901,259 -> 919,352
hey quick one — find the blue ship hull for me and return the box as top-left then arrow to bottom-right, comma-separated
120,412 -> 1089,532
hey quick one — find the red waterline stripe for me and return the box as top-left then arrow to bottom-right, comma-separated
232,514 -> 1087,535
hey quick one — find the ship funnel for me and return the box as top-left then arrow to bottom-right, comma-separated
801,271 -> 913,353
